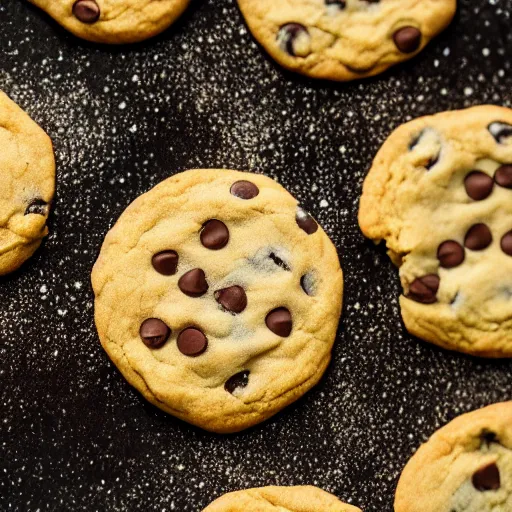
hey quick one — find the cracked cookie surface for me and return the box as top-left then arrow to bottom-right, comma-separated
237,0 -> 456,81
29,0 -> 191,44
91,169 -> 343,433
395,402 -> 512,512
0,91 -> 55,276
359,106 -> 512,357
203,485 -> 362,511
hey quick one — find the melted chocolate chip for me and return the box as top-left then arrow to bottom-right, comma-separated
72,0 -> 100,23
200,220 -> 229,250
152,251 -> 179,275
178,269 -> 208,297
464,171 -> 494,200
277,23 -> 310,57
25,198 -> 48,216
472,462 -> 501,491
269,252 -> 290,271
230,180 -> 259,199
225,371 -> 250,394
140,318 -> 171,349
296,208 -> 318,234
393,27 -> 422,53
265,307 -> 292,337
177,328 -> 208,357
325,0 -> 346,8
501,230 -> 512,256
437,241 -> 465,268
215,286 -> 247,314
480,430 -> 498,446
464,224 -> 493,251
407,275 -> 440,304
494,164 -> 512,188
488,122 -> 512,144
424,154 -> 439,170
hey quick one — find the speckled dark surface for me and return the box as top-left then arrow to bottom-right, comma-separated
1,1 -> 511,511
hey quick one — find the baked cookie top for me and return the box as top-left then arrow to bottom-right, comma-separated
29,0 -> 191,44
359,106 -> 512,357
203,485 -> 361,511
92,169 -> 343,433
237,0 -> 456,81
0,91 -> 55,276
395,402 -> 512,512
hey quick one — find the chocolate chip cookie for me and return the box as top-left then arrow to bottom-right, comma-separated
359,106 -> 512,357
29,0 -> 191,44
237,0 -> 456,81
92,169 -> 343,433
203,486 -> 362,511
0,91 -> 55,276
395,402 -> 512,512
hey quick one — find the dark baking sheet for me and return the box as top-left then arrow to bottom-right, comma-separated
1,1 -> 511,510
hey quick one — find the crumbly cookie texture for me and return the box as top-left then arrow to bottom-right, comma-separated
203,486 -> 361,512
359,106 -> 512,358
92,169 -> 343,433
395,402 -> 512,512
0,91 -> 55,276
29,0 -> 191,44
237,0 -> 456,81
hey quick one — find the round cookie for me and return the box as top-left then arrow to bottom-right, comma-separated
395,402 -> 512,512
0,91 -> 55,276
237,0 -> 456,81
91,169 -> 343,433
203,486 -> 362,512
29,0 -> 191,44
359,106 -> 512,357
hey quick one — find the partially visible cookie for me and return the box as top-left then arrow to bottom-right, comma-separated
92,169 -> 343,433
395,402 -> 512,512
29,0 -> 191,44
237,0 -> 456,81
359,106 -> 512,357
0,91 -> 55,276
203,486 -> 362,511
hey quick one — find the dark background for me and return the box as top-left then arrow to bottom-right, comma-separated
1,1 -> 511,510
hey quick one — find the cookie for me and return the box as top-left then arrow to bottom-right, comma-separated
237,0 -> 456,81
29,0 -> 191,44
203,486 -> 362,511
359,106 -> 512,358
395,402 -> 512,512
91,169 -> 343,433
0,91 -> 55,276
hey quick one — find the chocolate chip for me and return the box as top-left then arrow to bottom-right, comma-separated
225,371 -> 250,394
501,230 -> 512,256
437,241 -> 465,268
269,252 -> 290,271
325,0 -> 346,8
407,275 -> 440,304
464,171 -> 494,200
139,318 -> 171,349
393,27 -> 422,53
230,180 -> 259,199
494,164 -> 512,188
300,273 -> 317,296
152,251 -> 178,276
464,224 -> 493,251
178,269 -> 208,297
200,220 -> 229,250
472,462 -> 501,492
215,286 -> 247,314
488,122 -> 512,144
265,307 -> 292,337
296,208 -> 318,235
481,430 -> 498,446
277,23 -> 310,57
177,328 -> 208,357
72,0 -> 100,23
25,198 -> 48,216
